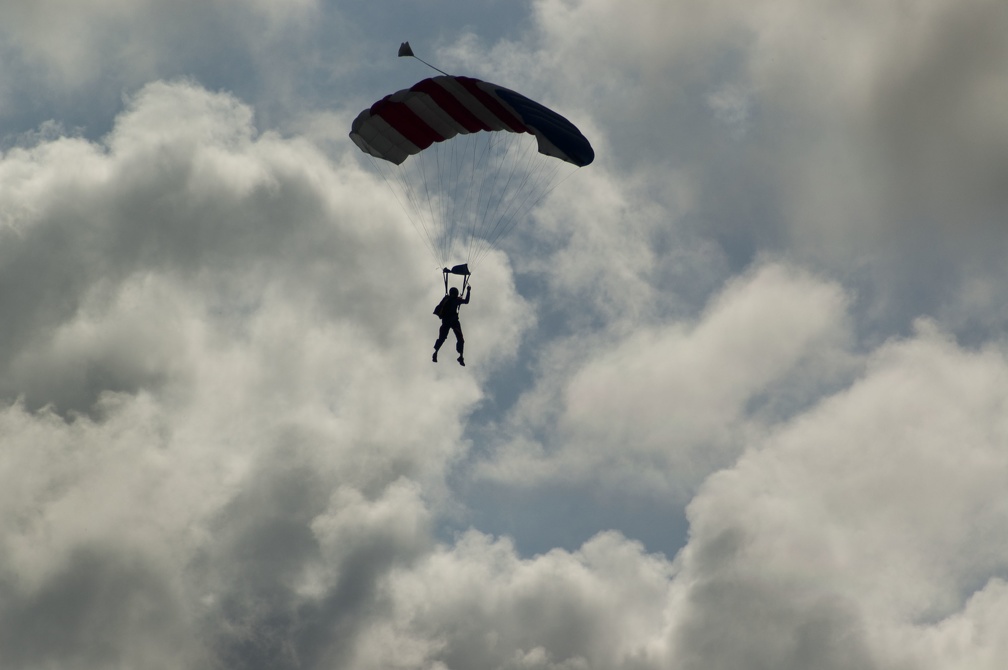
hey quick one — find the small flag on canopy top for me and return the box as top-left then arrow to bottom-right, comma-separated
396,41 -> 449,75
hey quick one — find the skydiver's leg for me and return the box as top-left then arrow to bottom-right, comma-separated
434,323 -> 450,350
453,323 -> 465,365
433,323 -> 451,362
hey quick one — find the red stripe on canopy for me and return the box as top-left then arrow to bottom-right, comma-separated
371,100 -> 445,152
455,77 -> 528,133
411,79 -> 490,134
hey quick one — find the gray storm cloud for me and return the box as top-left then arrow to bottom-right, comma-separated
0,0 -> 1007,668
469,0 -> 1008,334
0,80 -> 520,668
671,322 -> 1008,670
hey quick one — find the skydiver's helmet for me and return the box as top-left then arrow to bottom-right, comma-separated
449,287 -> 459,297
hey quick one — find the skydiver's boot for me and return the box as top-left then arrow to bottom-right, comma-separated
456,340 -> 464,366
457,356 -> 465,366
432,350 -> 438,363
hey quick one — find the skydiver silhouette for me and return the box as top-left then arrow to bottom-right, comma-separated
433,285 -> 471,366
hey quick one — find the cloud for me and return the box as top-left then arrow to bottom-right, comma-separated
366,530 -> 674,669
0,0 -> 317,88
520,0 -> 1008,223
0,1 -> 1007,668
670,320 -> 1008,669
459,0 -> 1008,338
0,79 -> 526,668
477,261 -> 857,498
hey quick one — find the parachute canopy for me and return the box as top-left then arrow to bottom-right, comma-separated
350,75 -> 594,168
349,75 -> 593,269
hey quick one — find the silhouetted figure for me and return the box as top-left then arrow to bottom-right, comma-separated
433,285 -> 471,366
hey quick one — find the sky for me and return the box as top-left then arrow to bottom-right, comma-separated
0,0 -> 1007,668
